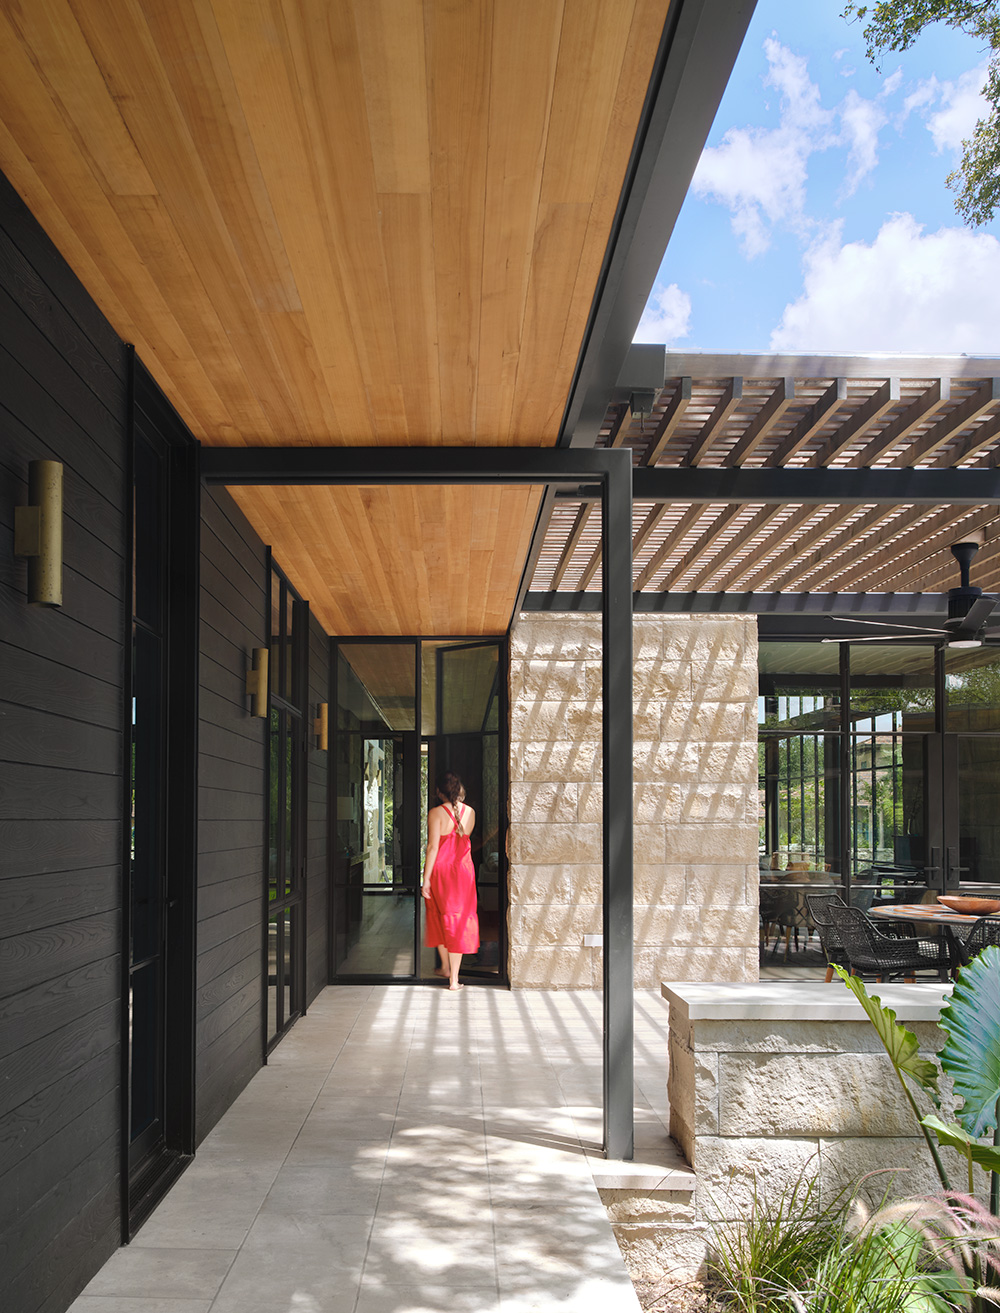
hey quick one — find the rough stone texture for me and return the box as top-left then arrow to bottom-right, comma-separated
660,999 -> 984,1279
508,614 -> 758,989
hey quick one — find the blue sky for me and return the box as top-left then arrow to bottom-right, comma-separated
634,0 -> 1000,355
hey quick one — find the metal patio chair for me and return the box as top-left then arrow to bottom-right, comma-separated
827,903 -> 955,982
962,916 -> 1000,962
806,893 -> 918,982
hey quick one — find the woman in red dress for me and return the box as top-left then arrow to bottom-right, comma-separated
421,771 -> 479,991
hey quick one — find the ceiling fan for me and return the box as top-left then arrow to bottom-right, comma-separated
822,537 -> 1000,648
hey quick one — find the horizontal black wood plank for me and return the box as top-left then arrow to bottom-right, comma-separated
197,844 -> 262,888
0,910 -> 118,995
0,954 -> 118,1059
196,1015 -> 260,1143
0,865 -> 118,939
0,999 -> 118,1119
198,898 -> 260,956
196,753 -> 264,798
1,642 -> 122,731
0,702 -> 121,776
200,515 -> 267,607
0,764 -> 121,821
196,978 -> 259,1056
195,950 -> 258,1019
198,818 -> 265,858
199,784 -> 266,825
198,688 -> 265,751
0,170 -> 123,367
198,873 -> 259,924
197,924 -> 260,989
203,486 -> 268,568
0,587 -> 123,690
201,555 -> 267,644
0,819 -> 121,877
0,1085 -> 117,1238
2,1169 -> 119,1313
0,1042 -> 117,1182
199,650 -> 255,713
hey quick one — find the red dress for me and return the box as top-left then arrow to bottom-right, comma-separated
424,803 -> 480,953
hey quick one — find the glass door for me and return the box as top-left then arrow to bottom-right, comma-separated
332,643 -> 420,978
422,640 -> 505,978
265,572 -> 306,1050
943,646 -> 1000,888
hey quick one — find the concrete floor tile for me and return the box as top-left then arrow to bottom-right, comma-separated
354,1283 -> 501,1313
364,1217 -> 498,1281
80,1248 -> 235,1299
208,1251 -> 361,1313
68,1301 -> 212,1313
261,1164 -> 383,1215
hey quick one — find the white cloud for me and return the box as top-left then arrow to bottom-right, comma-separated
840,88 -> 887,192
770,213 -> 1000,353
927,64 -> 989,152
692,39 -> 832,256
633,282 -> 691,345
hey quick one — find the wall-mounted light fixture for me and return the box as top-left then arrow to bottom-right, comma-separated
246,647 -> 269,718
14,459 -> 63,607
314,702 -> 328,751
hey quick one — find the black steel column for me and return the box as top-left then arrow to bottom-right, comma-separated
602,450 -> 633,1160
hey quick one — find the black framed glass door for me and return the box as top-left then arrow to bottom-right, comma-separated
331,638 -> 507,983
265,571 -> 306,1051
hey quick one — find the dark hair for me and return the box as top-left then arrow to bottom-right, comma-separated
436,771 -> 464,805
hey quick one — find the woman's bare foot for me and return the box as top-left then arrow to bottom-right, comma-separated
448,982 -> 464,991
433,967 -> 448,978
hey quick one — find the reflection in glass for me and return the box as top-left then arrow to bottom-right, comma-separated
849,644 -> 935,730
947,646 -> 1000,731
958,736 -> 1000,883
758,642 -> 839,731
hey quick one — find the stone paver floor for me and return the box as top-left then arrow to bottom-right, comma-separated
69,986 -> 683,1313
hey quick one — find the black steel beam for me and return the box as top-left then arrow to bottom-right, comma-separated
559,0 -> 757,447
202,445 -> 611,485
631,466 -> 1000,505
525,590 -> 955,618
603,450 -> 634,1162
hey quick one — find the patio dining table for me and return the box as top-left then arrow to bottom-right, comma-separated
870,902 -> 1000,967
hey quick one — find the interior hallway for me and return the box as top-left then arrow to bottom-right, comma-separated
68,986 -> 685,1313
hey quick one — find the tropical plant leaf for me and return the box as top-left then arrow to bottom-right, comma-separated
835,965 -> 941,1100
939,945 -> 1000,1138
922,1114 -> 1000,1174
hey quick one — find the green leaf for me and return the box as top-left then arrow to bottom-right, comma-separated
835,965 -> 941,1099
939,945 -> 1000,1139
922,1114 -> 1000,1173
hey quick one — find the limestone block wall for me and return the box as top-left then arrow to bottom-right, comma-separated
508,613 -> 759,988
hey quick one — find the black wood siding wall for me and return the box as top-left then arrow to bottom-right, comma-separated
0,172 -> 128,1313
306,617 -> 329,1006
196,488 -> 269,1142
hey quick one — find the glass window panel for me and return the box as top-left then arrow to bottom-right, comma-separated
133,435 -> 164,630
283,907 -> 294,1026
268,707 -> 280,903
338,644 -> 416,732
284,588 -> 294,701
958,736 -> 1000,884
132,627 -> 164,965
270,570 -> 282,696
435,643 -> 500,735
849,644 -> 936,731
758,642 -> 840,731
267,911 -> 280,1041
333,888 -> 414,976
284,718 -> 294,897
129,964 -> 162,1139
849,731 -> 929,901
946,646 -> 1000,730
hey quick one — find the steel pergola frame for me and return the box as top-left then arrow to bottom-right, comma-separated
202,444 -> 636,1161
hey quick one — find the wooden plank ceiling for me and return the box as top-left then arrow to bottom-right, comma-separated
0,0 -> 670,634
532,363 -> 1000,596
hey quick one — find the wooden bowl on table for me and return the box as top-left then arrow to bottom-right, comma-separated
937,895 -> 1000,915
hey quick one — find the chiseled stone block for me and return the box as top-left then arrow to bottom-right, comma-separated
609,1222 -> 710,1281
510,659 -> 588,702
509,943 -> 598,989
672,781 -> 755,824
509,698 -> 602,742
661,700 -> 752,743
514,739 -> 599,783
508,863 -> 603,905
818,1135 -> 960,1205
599,1189 -> 697,1223
692,1137 -> 821,1221
508,902 -> 602,946
684,864 -> 753,905
664,823 -> 757,865
634,946 -> 754,988
511,616 -> 602,659
718,1052 -> 915,1137
634,904 -> 759,950
509,821 -> 602,865
509,781 -> 580,824
635,739 -> 758,783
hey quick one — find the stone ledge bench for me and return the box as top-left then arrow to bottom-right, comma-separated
659,979 -> 954,1276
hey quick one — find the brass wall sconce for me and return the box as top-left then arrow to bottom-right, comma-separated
314,702 -> 328,751
14,459 -> 63,607
246,647 -> 269,718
